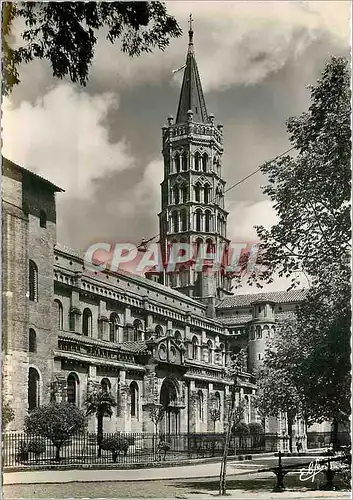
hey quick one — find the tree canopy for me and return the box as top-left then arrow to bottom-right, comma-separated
2,1 -> 182,94
252,56 -> 351,427
24,402 -> 86,460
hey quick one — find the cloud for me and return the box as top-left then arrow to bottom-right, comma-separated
226,199 -> 279,243
85,1 -> 351,93
2,84 -> 134,196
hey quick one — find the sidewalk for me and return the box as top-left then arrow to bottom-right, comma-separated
3,461 -> 259,485
2,453 -> 329,486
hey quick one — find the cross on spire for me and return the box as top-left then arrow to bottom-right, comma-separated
188,13 -> 194,44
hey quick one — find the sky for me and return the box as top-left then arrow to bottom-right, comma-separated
2,1 -> 351,292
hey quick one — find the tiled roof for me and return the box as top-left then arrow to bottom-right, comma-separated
217,289 -> 308,309
3,157 -> 64,192
176,34 -> 208,124
54,243 -> 206,309
218,314 -> 253,326
117,341 -> 150,354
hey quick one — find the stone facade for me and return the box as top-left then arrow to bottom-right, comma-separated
2,28 -> 310,441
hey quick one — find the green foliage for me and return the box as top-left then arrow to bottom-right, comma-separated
248,422 -> 264,435
247,57 -> 351,426
148,403 -> 165,427
232,421 -> 250,436
2,400 -> 15,430
249,56 -> 351,286
24,402 -> 86,459
101,436 -> 130,454
85,388 -> 117,419
2,2 -> 182,94
19,437 -> 47,456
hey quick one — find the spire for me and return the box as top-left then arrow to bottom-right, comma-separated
175,15 -> 208,124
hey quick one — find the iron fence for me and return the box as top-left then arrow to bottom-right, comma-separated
2,432 -> 280,467
306,431 -> 351,450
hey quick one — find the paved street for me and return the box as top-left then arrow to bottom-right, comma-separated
2,454 -> 328,485
4,454 -> 350,499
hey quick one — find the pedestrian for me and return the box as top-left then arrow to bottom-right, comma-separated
296,439 -> 300,454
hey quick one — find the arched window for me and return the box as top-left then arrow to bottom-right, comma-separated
155,325 -> 164,338
130,382 -> 139,418
28,367 -> 40,411
173,186 -> 180,205
181,185 -> 188,203
133,319 -> 143,341
192,336 -> 198,360
202,153 -> 208,172
256,326 -> 262,339
29,260 -> 38,302
207,340 -> 213,363
182,152 -> 188,171
174,330 -> 182,344
101,378 -> 111,393
205,211 -> 211,232
54,299 -> 63,330
194,152 -> 201,171
219,343 -> 225,365
194,183 -> 201,202
195,238 -> 203,259
214,391 -> 221,410
197,390 -> 204,421
170,272 -> 178,287
204,185 -> 211,204
179,266 -> 189,287
206,239 -> 215,258
67,373 -> 79,405
172,211 -> 179,233
195,210 -> 202,232
39,210 -> 47,228
109,313 -> 119,343
174,154 -> 180,173
29,329 -> 37,353
82,308 -> 92,336
180,210 -> 187,231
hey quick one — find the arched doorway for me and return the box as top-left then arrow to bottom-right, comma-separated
28,367 -> 40,411
160,378 -> 179,435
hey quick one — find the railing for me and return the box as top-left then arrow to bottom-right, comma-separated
2,432 -> 280,468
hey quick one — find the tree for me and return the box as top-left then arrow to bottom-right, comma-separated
245,57 -> 351,435
2,400 -> 15,430
85,386 -> 116,458
251,56 -> 350,286
253,323 -> 305,453
2,2 -> 182,95
210,408 -> 221,432
24,402 -> 86,461
219,348 -> 246,496
148,403 -> 165,458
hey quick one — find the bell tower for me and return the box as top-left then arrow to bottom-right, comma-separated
158,17 -> 232,305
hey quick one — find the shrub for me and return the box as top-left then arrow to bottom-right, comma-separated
248,422 -> 264,435
27,438 -> 47,456
100,436 -> 130,462
232,422 -> 250,436
24,402 -> 86,461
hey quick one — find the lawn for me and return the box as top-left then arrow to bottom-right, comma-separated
3,471 -> 349,499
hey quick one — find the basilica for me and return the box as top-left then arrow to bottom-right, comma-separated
2,25 -> 307,438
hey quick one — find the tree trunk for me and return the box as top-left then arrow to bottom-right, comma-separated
219,380 -> 237,495
97,411 -> 103,458
287,413 -> 294,454
55,445 -> 61,462
332,419 -> 339,451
